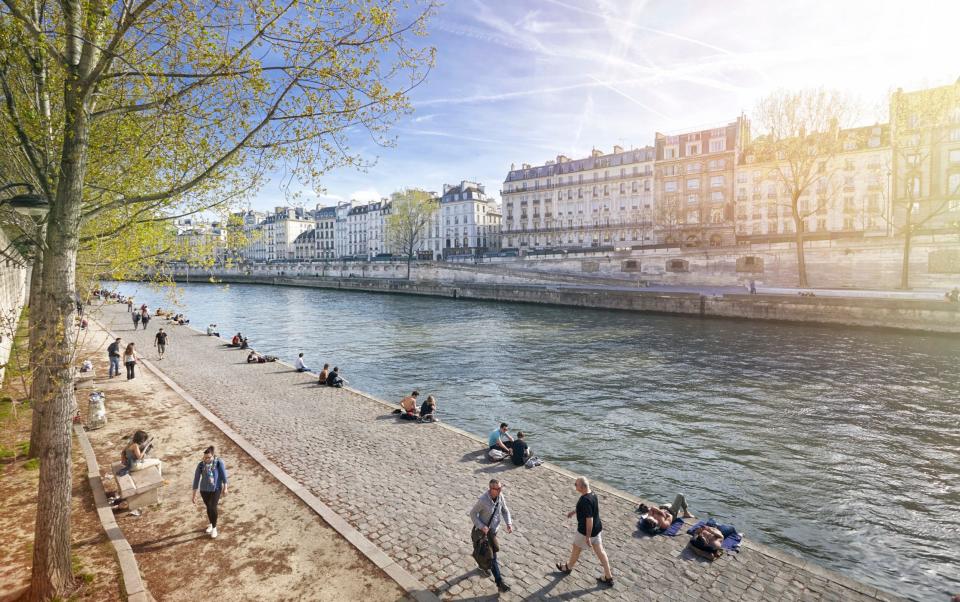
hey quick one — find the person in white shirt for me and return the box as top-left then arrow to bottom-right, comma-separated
294,352 -> 311,373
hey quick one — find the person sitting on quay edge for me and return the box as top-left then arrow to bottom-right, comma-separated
239,337 -> 250,350
207,324 -> 220,337
419,395 -> 438,423
510,431 -> 531,466
397,390 -> 419,420
946,287 -> 959,303
489,423 -> 514,454
227,332 -> 242,347
294,352 -> 311,372
637,493 -> 695,534
247,350 -> 264,363
317,363 -> 330,384
325,366 -> 346,387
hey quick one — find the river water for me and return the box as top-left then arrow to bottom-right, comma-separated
112,281 -> 959,600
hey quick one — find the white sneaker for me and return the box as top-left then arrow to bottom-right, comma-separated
205,524 -> 213,533
210,527 -> 218,539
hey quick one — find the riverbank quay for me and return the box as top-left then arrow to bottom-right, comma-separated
80,318 -> 411,601
161,272 -> 960,335
99,301 -> 907,601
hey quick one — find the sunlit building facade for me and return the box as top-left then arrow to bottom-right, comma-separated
735,125 -> 891,239
501,146 -> 657,251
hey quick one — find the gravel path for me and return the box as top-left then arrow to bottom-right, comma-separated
101,302 -> 903,601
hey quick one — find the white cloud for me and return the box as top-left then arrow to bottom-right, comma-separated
349,189 -> 383,203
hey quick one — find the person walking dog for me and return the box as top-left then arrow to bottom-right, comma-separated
469,479 -> 514,593
555,476 -> 614,587
192,446 -> 228,539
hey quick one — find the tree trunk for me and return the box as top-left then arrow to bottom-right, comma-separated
30,82 -> 89,602
900,223 -> 913,290
793,211 -> 809,288
28,250 -> 48,459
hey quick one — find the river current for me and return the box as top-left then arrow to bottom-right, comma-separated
111,282 -> 959,600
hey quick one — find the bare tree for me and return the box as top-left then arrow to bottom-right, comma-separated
0,1 -> 435,597
386,188 -> 436,278
886,81 -> 960,289
752,89 -> 856,287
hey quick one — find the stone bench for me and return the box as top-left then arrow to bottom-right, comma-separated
110,462 -> 163,510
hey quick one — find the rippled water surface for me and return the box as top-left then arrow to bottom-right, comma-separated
112,282 -> 960,600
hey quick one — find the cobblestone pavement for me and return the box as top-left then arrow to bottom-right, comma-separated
103,304 -> 903,601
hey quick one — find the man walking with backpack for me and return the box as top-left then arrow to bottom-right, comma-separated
469,479 -> 514,593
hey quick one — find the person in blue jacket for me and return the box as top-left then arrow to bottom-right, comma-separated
192,446 -> 228,539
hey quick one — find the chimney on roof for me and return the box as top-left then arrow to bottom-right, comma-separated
613,145 -> 623,154
522,163 -> 531,169
556,154 -> 569,164
443,183 -> 451,194
510,162 -> 515,170
591,148 -> 603,158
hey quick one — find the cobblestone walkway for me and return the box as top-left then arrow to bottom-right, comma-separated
103,305 -> 902,601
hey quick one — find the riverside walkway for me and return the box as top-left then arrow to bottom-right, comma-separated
101,303 -> 903,601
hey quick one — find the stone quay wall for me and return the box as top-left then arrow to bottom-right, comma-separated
0,228 -> 28,383
192,235 -> 960,290
157,271 -> 960,334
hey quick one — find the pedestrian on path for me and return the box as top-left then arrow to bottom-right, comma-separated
469,478 -> 514,593
140,309 -> 151,330
123,343 -> 139,380
154,328 -> 168,360
107,337 -> 122,378
749,278 -> 757,294
132,310 -> 141,330
127,299 -> 133,313
556,477 -> 614,587
192,445 -> 228,539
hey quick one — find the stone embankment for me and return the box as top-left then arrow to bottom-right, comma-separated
102,302 -> 906,601
164,271 -> 960,334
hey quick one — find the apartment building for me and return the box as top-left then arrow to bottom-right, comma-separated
424,181 -> 501,258
340,198 -> 392,258
245,207 -> 314,261
889,79 -> 960,233
314,205 -> 337,259
501,146 -> 656,251
654,117 -> 748,247
735,125 -> 891,240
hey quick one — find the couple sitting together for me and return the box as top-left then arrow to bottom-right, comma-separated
395,390 -> 437,422
638,494 -> 738,560
488,423 -> 540,467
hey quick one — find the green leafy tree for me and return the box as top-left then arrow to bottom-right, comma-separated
0,1 -> 434,597
386,188 -> 436,278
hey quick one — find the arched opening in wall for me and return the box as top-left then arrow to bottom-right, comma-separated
709,234 -> 723,247
736,255 -> 764,273
667,259 -> 689,273
684,235 -> 700,248
621,259 -> 641,272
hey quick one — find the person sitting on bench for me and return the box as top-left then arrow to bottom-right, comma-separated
121,430 -> 162,476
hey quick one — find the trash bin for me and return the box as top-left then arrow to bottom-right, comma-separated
87,391 -> 107,430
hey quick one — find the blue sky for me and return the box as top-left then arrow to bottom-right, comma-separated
250,0 -> 959,211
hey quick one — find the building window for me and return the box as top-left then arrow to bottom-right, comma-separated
949,173 -> 960,195
687,194 -> 699,205
686,178 -> 700,190
949,149 -> 960,163
664,181 -> 677,192
710,175 -> 725,188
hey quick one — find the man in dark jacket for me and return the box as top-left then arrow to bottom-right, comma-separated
107,337 -> 122,378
